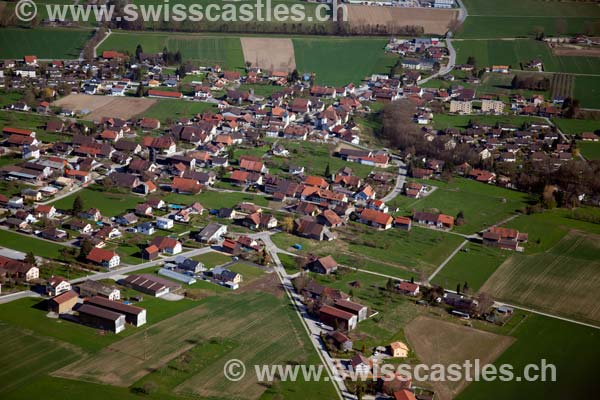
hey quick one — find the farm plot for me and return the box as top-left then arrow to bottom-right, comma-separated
454,39 -> 600,75
574,75 -> 600,109
0,28 -> 92,59
405,316 -> 515,400
481,231 -> 600,325
578,141 -> 600,160
52,94 -> 156,122
346,5 -> 458,35
98,32 -> 245,70
293,37 -> 396,86
549,73 -> 574,101
241,37 -> 296,72
51,186 -> 143,217
458,0 -> 600,38
54,293 -> 330,399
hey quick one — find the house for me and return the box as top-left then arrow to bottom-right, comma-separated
35,204 -> 56,218
212,266 -> 242,284
156,217 -> 174,230
86,247 -> 121,268
389,341 -> 410,358
295,218 -> 336,241
173,255 -> 205,273
116,213 -> 138,226
40,227 -> 68,241
350,353 -> 371,374
76,280 -> 120,301
70,219 -> 93,234
396,281 -> 419,296
137,222 -> 155,235
86,296 -> 146,327
359,209 -> 393,230
172,176 -> 202,194
77,304 -> 126,333
48,290 -> 78,314
319,304 -> 357,331
135,203 -> 153,217
197,223 -> 227,243
47,276 -> 71,296
0,256 -> 39,282
394,389 -> 417,400
306,255 -> 338,274
149,236 -> 182,255
334,298 -> 368,322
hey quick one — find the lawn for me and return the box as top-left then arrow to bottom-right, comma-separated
432,243 -> 509,292
458,313 -> 600,400
293,37 -> 397,86
578,141 -> 600,160
397,177 -> 531,234
164,189 -> 269,209
98,32 -> 246,70
0,230 -> 65,259
453,39 -> 600,75
191,251 -> 232,268
141,99 -> 217,122
51,186 -> 143,217
0,28 -> 93,59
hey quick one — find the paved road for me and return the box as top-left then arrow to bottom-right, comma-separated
427,239 -> 469,282
70,244 -> 223,284
256,232 -> 350,399
0,290 -> 40,304
380,160 -> 407,203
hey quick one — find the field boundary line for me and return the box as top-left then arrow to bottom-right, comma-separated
428,239 -> 469,282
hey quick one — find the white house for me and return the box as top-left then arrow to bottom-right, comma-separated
156,217 -> 174,230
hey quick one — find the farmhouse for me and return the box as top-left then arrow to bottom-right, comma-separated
396,281 -> 419,296
326,331 -> 353,352
334,298 -> 368,322
412,211 -> 454,230
47,276 -> 71,296
86,296 -> 146,327
482,226 -> 528,251
389,341 -> 410,358
359,208 -> 393,230
149,236 -> 182,255
350,353 -> 371,374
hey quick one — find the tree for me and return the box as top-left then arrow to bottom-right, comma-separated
79,238 -> 94,261
135,44 -> 143,62
386,278 -> 394,292
466,56 -> 476,67
290,69 -> 300,82
25,252 -> 37,266
72,195 -> 84,216
281,216 -> 294,233
456,283 -> 461,294
135,84 -> 145,98
324,162 -> 331,178
462,281 -> 469,294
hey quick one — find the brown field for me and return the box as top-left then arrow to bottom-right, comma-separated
241,37 -> 296,72
552,45 -> 600,58
53,293 -> 310,400
480,231 -> 600,325
346,6 -> 458,35
405,316 -> 514,400
52,93 -> 156,121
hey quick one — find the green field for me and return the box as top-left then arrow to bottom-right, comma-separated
99,32 -> 246,70
458,313 -> 600,400
51,186 -> 143,217
142,99 -> 217,122
164,189 -> 269,209
396,177 -> 530,234
192,251 -> 232,268
454,39 -> 600,75
573,75 -> 600,109
0,28 -> 93,59
458,0 -> 600,38
432,243 -> 509,292
433,113 -> 544,130
552,117 -> 600,135
0,230 -> 65,259
0,324 -> 80,396
578,141 -> 600,160
293,37 -> 397,86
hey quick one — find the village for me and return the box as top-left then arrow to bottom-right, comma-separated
1,0 -> 600,395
